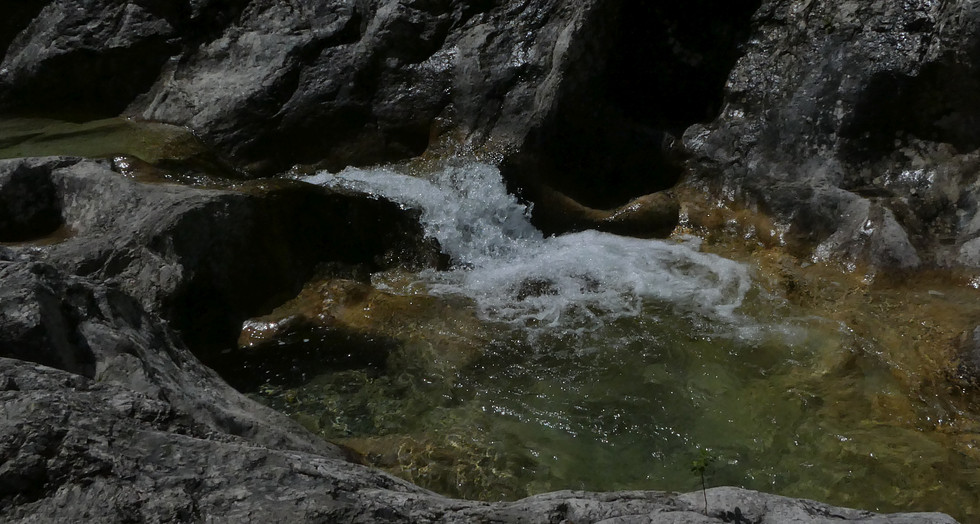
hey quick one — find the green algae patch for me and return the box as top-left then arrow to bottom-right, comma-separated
0,117 -> 210,164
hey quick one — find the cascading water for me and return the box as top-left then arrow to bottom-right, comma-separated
306,163 -> 752,336
251,161 -> 980,519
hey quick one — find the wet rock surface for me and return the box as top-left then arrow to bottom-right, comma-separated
687,0 -> 980,269
0,155 -> 445,457
0,0 -> 704,206
525,182 -> 680,238
0,156 -> 442,351
4,1 -> 980,267
0,0 -> 600,173
956,325 -> 980,389
0,0 -> 975,521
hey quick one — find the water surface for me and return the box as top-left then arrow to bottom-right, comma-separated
247,162 -> 980,520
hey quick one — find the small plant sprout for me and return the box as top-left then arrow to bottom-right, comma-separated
690,448 -> 717,515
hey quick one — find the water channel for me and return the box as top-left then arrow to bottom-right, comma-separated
240,161 -> 980,521
2,117 -> 975,519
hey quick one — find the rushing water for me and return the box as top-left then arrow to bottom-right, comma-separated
307,163 -> 752,334
246,162 -> 980,520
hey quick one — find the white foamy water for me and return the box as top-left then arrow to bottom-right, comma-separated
303,163 -> 752,334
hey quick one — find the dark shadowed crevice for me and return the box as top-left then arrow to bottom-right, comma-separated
159,184 -> 446,357
0,163 -> 63,242
0,0 -> 49,58
0,41 -> 180,120
840,54 -> 980,162
606,0 -> 762,134
177,0 -> 252,52
0,265 -> 97,379
504,0 -> 761,213
209,330 -> 396,392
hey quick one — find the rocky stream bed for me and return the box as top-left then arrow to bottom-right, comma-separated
3,0 -> 980,522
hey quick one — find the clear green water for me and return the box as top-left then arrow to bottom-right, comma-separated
251,284 -> 980,520
0,117 -> 207,163
239,163 -> 980,522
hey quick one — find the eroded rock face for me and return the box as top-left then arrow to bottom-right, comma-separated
0,156 -> 443,353
0,0 -> 728,205
686,0 -> 980,269
8,0 -> 980,268
0,357 -> 390,521
0,0 -> 600,172
0,155 -> 446,518
0,0 -> 181,117
0,263 -> 337,456
2,0 -> 737,242
3,157 -> 437,455
128,0 -> 614,176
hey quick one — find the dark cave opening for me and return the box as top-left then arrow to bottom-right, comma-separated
606,0 -> 763,135
506,0 -> 761,214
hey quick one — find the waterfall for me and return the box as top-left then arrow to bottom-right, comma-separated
303,162 -> 752,334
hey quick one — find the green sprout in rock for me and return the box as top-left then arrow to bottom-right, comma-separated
690,448 -> 717,515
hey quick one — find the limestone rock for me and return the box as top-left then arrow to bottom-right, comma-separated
130,0 -> 606,175
0,156 -> 443,352
0,0 -> 180,116
0,0 -> 976,519
0,262 -> 343,457
0,0 -> 730,203
686,0 -> 980,269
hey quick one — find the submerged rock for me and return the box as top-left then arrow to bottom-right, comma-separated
955,326 -> 980,389
226,276 -> 485,391
527,182 -> 680,238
